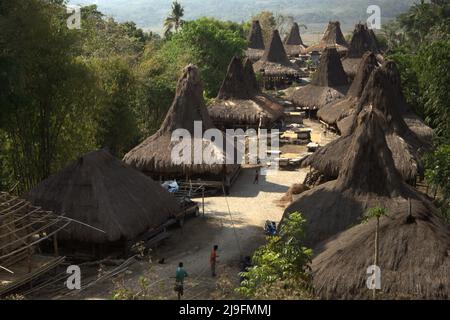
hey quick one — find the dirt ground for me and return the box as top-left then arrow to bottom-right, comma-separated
74,119 -> 337,300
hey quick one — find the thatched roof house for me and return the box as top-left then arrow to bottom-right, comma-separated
123,65 -> 239,183
305,21 -> 348,55
245,20 -> 265,62
318,52 -> 378,128
289,47 -> 349,110
253,29 -> 300,78
307,113 -> 448,299
302,64 -> 426,182
285,109 -> 441,247
341,23 -> 380,78
208,56 -> 284,129
284,22 -> 307,57
337,60 -> 433,142
26,149 -> 181,249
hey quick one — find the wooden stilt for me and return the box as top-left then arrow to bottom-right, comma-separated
202,187 -> 205,217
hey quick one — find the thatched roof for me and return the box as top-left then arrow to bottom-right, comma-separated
382,61 -> 433,143
312,198 -> 450,299
217,56 -> 253,100
318,52 -> 378,126
253,29 -> 300,77
342,23 -> 380,78
284,23 -> 307,57
244,58 -> 259,95
285,109 -> 434,247
346,23 -> 379,58
123,65 -> 237,176
308,118 -> 449,299
303,64 -> 427,182
245,20 -> 265,62
289,47 -> 349,110
338,61 -> 433,142
209,57 -> 284,127
26,149 -> 181,244
248,20 -> 265,50
305,21 -> 348,54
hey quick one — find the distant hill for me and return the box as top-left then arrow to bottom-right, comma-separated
68,0 -> 416,35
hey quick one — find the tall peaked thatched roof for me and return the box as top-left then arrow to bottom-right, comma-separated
303,64 -> 426,182
157,64 -> 214,133
217,56 -> 252,100
261,29 -> 290,64
284,22 -> 307,56
245,20 -> 265,62
346,23 -> 379,58
311,47 -> 348,87
123,65 -> 236,176
382,61 -> 433,143
346,52 -> 379,98
342,23 -> 381,78
289,47 -> 348,110
209,57 -> 284,128
243,58 -> 259,95
318,52 -> 378,126
307,115 -> 449,297
305,21 -> 348,54
322,21 -> 348,47
342,61 -> 433,144
285,22 -> 304,46
27,149 -> 181,244
253,29 -> 300,77
248,20 -> 265,50
285,109 -> 428,246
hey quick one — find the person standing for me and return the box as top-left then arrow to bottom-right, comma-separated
175,262 -> 188,300
210,245 -> 219,277
253,167 -> 259,184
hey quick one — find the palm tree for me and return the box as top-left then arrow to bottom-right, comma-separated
164,1 -> 185,37
364,206 -> 389,299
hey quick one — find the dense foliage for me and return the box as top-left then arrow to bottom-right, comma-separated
0,0 -> 246,193
237,212 -> 313,299
383,0 -> 450,219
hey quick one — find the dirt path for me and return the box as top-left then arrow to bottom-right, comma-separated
78,120 -> 337,300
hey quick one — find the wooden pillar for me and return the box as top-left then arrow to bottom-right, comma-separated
202,187 -> 205,217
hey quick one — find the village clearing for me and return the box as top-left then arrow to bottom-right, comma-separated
73,120 -> 337,300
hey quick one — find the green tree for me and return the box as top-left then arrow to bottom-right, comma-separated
171,18 -> 247,97
89,56 -> 140,157
414,39 -> 450,141
425,145 -> 450,221
0,0 -> 98,192
250,11 -> 277,45
237,212 -> 313,299
164,1 -> 185,38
